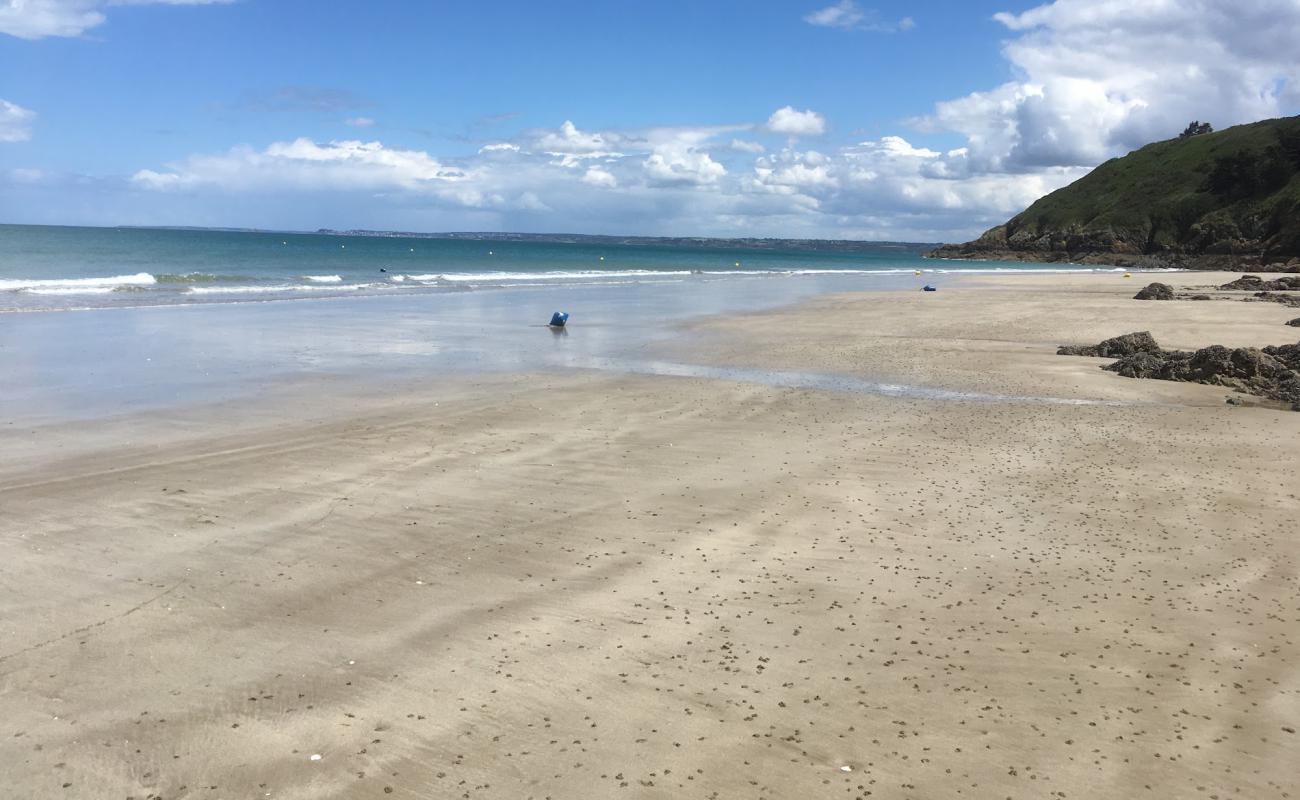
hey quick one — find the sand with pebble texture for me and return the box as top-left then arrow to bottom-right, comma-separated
2,272 -> 1297,800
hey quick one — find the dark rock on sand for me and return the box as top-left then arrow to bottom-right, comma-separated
1060,331 -> 1300,410
1218,274 -> 1300,291
1134,282 -> 1174,300
1104,341 -> 1300,409
1288,318 -> 1300,327
1190,294 -> 1213,300
1251,291 -> 1300,308
1057,331 -> 1162,358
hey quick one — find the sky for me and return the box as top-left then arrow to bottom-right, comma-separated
2,0 -> 1299,241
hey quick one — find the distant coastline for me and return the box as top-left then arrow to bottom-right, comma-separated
314,229 -> 939,254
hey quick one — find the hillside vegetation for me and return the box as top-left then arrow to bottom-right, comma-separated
930,115 -> 1300,269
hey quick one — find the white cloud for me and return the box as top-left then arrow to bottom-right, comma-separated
344,116 -> 375,128
535,120 -> 625,162
581,166 -> 617,188
116,0 -> 1300,249
803,2 -> 915,33
0,0 -> 230,39
766,106 -> 826,137
132,138 -> 477,193
115,118 -> 1081,241
917,0 -> 1300,172
804,0 -> 864,29
0,99 -> 35,142
641,126 -> 729,186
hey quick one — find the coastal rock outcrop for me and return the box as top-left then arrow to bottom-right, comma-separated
1252,291 -> 1300,307
1134,282 -> 1175,300
1219,274 -> 1300,291
1058,332 -> 1300,409
1288,317 -> 1300,326
1056,331 -> 1162,357
925,115 -> 1300,271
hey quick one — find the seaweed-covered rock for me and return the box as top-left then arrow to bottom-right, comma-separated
1134,282 -> 1175,300
1057,331 -> 1162,358
1263,342 -> 1300,370
1103,341 -> 1300,409
1107,351 -> 1171,378
1252,291 -> 1300,307
1219,274 -> 1300,291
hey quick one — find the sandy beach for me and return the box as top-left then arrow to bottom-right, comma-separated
2,272 -> 1297,799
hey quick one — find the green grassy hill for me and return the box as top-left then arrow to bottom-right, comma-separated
930,115 -> 1300,268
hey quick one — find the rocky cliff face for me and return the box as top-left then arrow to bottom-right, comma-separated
929,116 -> 1300,271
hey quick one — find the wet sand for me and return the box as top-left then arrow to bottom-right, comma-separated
2,271 -> 1297,799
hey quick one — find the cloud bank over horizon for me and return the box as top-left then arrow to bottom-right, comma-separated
3,0 -> 1300,240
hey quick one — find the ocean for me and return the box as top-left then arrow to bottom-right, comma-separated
0,224 -> 1134,313
1,223 -> 1154,426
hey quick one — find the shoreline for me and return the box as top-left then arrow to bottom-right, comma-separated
925,249 -> 1300,272
2,272 -> 1297,799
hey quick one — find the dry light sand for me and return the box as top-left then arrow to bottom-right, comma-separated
2,272 -> 1298,799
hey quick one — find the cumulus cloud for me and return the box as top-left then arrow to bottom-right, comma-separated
916,0 -> 1300,172
581,166 -> 617,188
0,0 -> 230,40
766,106 -> 826,137
534,120 -> 626,165
124,120 -> 1075,241
111,3 -> 1300,241
0,99 -> 35,142
131,138 -> 475,193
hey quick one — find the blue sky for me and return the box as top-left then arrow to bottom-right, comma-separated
2,0 -> 1299,240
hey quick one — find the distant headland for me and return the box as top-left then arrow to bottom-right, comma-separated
928,115 -> 1300,271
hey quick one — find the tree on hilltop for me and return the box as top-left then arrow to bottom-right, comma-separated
1180,121 -> 1214,138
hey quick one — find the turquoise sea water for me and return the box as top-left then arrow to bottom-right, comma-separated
1,223 -> 1161,425
0,224 -> 1137,312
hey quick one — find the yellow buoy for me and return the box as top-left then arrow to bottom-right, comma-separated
1123,272 -> 1132,278
735,261 -> 740,267
914,270 -> 922,275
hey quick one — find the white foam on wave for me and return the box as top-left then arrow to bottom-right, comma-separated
23,287 -> 117,295
188,283 -> 378,295
414,270 -> 695,283
0,272 -> 157,291
302,274 -> 344,283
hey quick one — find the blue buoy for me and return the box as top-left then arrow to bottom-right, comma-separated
549,311 -> 569,327
922,284 -> 938,292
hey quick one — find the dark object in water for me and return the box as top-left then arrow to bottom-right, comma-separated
549,311 -> 569,327
922,284 -> 938,292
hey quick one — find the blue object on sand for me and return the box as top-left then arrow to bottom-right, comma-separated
922,284 -> 938,292
549,311 -> 569,327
